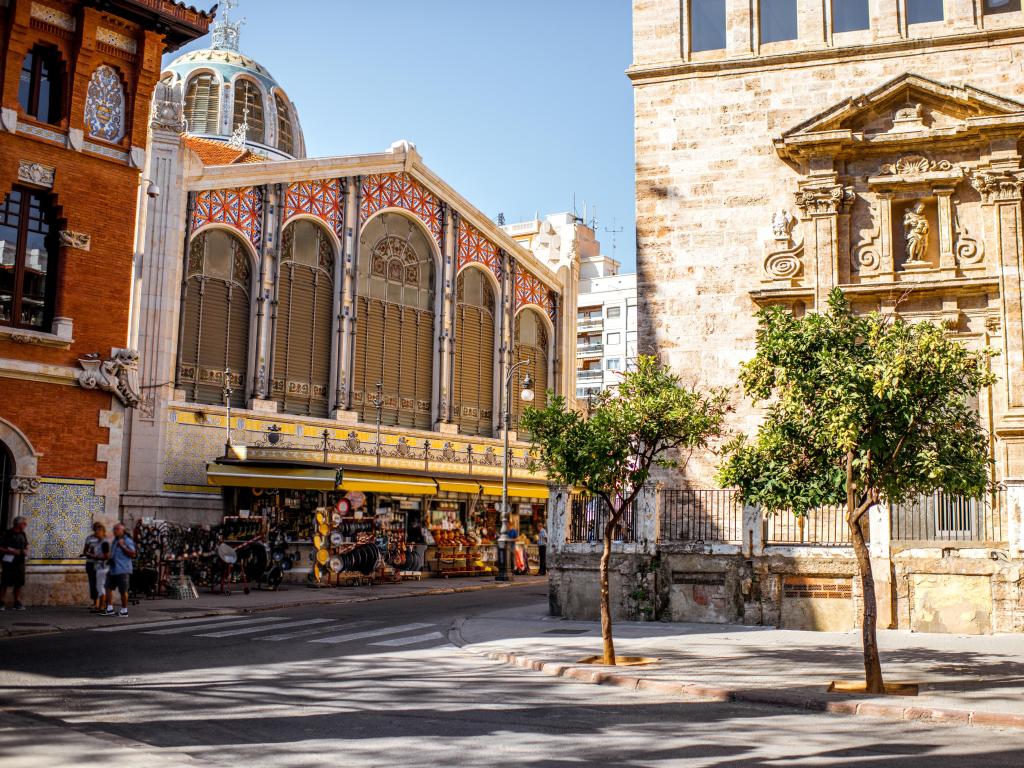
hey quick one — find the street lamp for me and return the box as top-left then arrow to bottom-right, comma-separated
497,362 -> 534,582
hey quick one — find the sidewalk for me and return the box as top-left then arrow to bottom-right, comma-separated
453,604 -> 1024,730
0,575 -> 546,638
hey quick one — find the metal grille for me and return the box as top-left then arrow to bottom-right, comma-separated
764,505 -> 851,546
890,490 -> 1007,544
659,489 -> 742,543
453,268 -> 496,437
568,495 -> 637,544
184,74 -> 219,134
512,309 -> 549,434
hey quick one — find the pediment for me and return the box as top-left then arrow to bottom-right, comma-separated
776,73 -> 1024,159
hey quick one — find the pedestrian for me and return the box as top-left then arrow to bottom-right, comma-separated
82,522 -> 107,612
537,525 -> 548,576
406,518 -> 427,572
0,516 -> 29,611
103,523 -> 136,617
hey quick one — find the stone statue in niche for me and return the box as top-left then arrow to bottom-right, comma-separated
903,202 -> 930,266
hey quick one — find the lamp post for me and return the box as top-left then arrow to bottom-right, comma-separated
497,361 -> 534,582
222,367 -> 233,457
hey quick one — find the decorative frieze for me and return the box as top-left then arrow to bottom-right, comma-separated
880,155 -> 955,177
795,182 -> 855,217
30,2 -> 76,31
17,160 -> 54,188
97,26 -> 137,54
971,171 -> 1024,204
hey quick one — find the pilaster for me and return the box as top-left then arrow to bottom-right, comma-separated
868,502 -> 895,630
795,173 -> 856,309
251,183 -> 278,406
726,0 -> 754,57
547,483 -> 570,555
436,205 -> 456,427
1005,479 -> 1024,559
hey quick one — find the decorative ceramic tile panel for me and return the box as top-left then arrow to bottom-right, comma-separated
514,265 -> 558,320
457,219 -> 502,282
84,65 -> 126,142
21,480 -> 103,560
191,187 -> 264,251
360,172 -> 442,250
30,2 -> 76,31
83,141 -> 129,161
97,26 -> 137,54
284,178 -> 344,236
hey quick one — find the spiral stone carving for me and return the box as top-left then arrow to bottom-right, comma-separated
764,251 -> 802,280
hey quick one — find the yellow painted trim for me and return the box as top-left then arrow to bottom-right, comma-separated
480,482 -> 549,499
340,471 -> 437,496
207,464 -> 338,491
163,483 -> 221,495
30,559 -> 85,565
436,480 -> 483,494
40,477 -> 94,486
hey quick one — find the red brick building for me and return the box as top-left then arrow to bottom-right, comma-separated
0,0 -> 211,604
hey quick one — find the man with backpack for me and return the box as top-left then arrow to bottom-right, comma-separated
103,523 -> 136,617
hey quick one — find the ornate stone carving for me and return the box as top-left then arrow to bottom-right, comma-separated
903,202 -> 930,266
17,161 -> 54,188
150,80 -> 186,132
771,209 -> 796,239
890,103 -> 926,133
795,183 -> 855,216
10,476 -> 40,494
971,170 -> 1024,204
59,230 -> 91,251
952,203 -> 984,267
854,213 -> 884,274
763,209 -> 803,281
77,349 -> 142,408
880,154 -> 954,176
986,315 -> 1001,334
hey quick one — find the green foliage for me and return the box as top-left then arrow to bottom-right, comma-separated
718,288 -> 997,514
522,356 -> 730,507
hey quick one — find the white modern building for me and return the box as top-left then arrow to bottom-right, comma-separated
503,213 -> 637,401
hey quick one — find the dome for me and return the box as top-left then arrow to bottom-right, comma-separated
162,3 -> 304,160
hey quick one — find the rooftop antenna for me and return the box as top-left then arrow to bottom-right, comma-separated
604,217 -> 624,259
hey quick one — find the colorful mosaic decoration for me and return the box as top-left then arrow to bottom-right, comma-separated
21,480 -> 104,560
514,265 -> 557,320
360,172 -> 442,250
457,220 -> 502,283
191,187 -> 264,251
84,65 -> 126,143
284,178 -> 344,237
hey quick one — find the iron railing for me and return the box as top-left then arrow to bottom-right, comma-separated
659,489 -> 742,543
568,494 -> 637,544
764,505 -> 852,546
890,489 -> 1007,544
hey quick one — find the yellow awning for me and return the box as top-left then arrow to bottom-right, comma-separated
480,482 -> 549,499
207,463 -> 338,491
436,479 -> 483,494
339,471 -> 437,496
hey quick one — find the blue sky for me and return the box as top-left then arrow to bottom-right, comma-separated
168,0 -> 637,270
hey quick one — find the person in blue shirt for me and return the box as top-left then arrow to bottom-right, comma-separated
103,523 -> 136,617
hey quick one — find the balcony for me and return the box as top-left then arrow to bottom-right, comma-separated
576,343 -> 603,358
577,369 -> 604,382
577,316 -> 604,332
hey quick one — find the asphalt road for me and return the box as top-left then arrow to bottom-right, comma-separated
2,584 -> 1024,767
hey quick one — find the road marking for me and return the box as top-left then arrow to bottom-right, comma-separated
92,614 -> 267,633
143,616 -> 287,635
261,620 -> 374,642
369,631 -> 445,647
196,618 -> 334,638
309,622 -> 434,645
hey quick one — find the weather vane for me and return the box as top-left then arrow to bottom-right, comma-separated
211,0 -> 245,52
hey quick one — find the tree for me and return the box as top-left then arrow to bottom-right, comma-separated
719,289 -> 995,693
522,356 -> 729,665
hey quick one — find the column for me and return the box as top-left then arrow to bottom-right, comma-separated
250,183 -> 277,410
435,206 -> 457,431
336,176 -> 360,418
1005,479 -> 1024,560
329,178 -> 346,414
868,502 -> 895,629
547,484 -> 570,555
795,172 -> 856,310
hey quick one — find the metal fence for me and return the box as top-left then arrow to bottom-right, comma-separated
764,505 -> 852,546
659,489 -> 742,543
890,489 -> 1007,544
567,494 -> 637,544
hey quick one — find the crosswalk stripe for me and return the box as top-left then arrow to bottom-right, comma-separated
309,622 -> 434,645
261,620 -> 374,642
143,616 -> 286,636
196,618 -> 334,638
370,631 -> 445,648
92,614 -> 258,633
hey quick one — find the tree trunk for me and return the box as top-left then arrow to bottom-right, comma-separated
599,519 -> 615,665
846,452 -> 885,694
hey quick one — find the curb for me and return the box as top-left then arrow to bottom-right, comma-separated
446,623 -> 1024,731
0,579 -> 542,640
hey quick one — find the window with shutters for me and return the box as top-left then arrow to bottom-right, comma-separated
275,93 -> 294,156
512,308 -> 549,434
453,267 -> 496,437
233,78 -> 265,144
352,213 -> 436,430
178,229 -> 252,407
272,220 -> 335,417
184,74 -> 220,134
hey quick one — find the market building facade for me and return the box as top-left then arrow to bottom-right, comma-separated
0,0 -> 211,604
545,0 -> 1024,635
120,17 -> 578,586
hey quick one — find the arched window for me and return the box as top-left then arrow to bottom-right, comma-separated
275,93 -> 294,156
272,220 -> 334,417
18,45 -> 64,125
352,213 -> 435,430
0,186 -> 58,331
178,229 -> 252,407
453,268 -> 496,437
233,78 -> 265,144
512,308 -> 549,431
184,74 -> 220,134
84,65 -> 126,142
